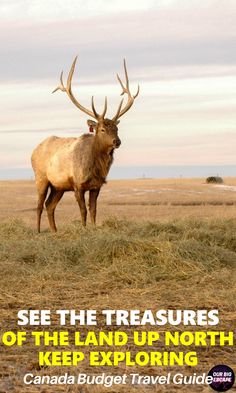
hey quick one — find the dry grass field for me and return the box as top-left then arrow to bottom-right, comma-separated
0,178 -> 236,392
1,177 -> 236,227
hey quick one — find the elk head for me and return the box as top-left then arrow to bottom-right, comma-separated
52,57 -> 139,150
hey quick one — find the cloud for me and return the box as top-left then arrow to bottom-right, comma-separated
115,132 -> 236,166
0,0 -> 236,172
0,1 -> 236,82
0,0 -> 155,22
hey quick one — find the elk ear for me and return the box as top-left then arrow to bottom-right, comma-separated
87,119 -> 97,133
115,120 -> 120,125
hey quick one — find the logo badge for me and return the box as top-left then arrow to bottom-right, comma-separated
208,365 -> 235,392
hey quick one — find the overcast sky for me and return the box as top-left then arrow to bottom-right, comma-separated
1,0 -> 236,173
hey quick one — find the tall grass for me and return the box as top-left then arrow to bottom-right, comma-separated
0,217 -> 236,393
0,217 -> 235,292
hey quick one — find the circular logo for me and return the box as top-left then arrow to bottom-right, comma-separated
208,365 -> 235,392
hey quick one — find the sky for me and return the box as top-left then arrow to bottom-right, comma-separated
0,0 -> 236,178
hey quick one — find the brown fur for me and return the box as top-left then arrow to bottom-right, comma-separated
31,119 -> 121,232
32,57 -> 139,232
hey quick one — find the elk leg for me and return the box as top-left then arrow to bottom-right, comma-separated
75,188 -> 87,226
89,188 -> 100,225
45,186 -> 64,232
36,181 -> 49,233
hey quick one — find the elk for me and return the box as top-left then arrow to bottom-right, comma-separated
31,56 -> 139,232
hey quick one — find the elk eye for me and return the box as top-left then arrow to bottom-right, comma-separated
101,128 -> 106,133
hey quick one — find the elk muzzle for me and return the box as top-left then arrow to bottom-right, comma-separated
113,137 -> 121,148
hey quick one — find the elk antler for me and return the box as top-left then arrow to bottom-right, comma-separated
52,56 -> 107,120
112,59 -> 139,121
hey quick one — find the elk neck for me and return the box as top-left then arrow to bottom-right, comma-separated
91,133 -> 114,184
